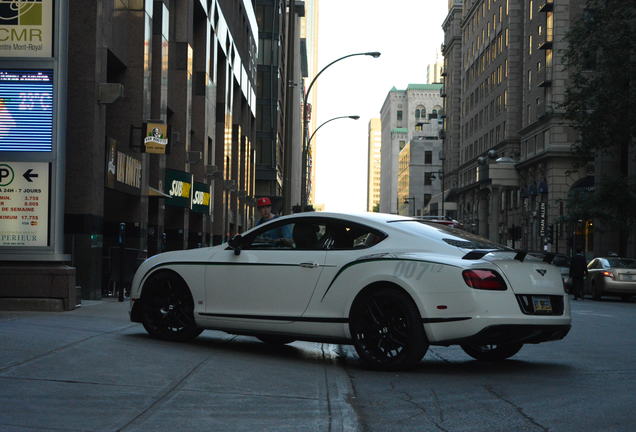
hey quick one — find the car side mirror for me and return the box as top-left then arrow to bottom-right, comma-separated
228,234 -> 242,255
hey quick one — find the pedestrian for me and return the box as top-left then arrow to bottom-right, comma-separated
254,197 -> 292,245
569,249 -> 588,300
256,197 -> 277,225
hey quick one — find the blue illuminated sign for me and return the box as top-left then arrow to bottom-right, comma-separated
0,69 -> 53,152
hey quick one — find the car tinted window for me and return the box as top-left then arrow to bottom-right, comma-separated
324,221 -> 386,250
244,221 -> 327,250
395,221 -> 507,250
607,258 -> 636,268
390,221 -> 509,250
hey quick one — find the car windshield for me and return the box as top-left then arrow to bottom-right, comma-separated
607,258 -> 636,268
389,220 -> 511,250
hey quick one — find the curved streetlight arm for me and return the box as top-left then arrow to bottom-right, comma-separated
303,51 -> 381,107
301,51 -> 380,208
308,115 -> 359,146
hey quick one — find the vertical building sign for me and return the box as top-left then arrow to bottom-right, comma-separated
539,201 -> 546,238
0,0 -> 53,58
0,0 -> 63,258
0,161 -> 49,246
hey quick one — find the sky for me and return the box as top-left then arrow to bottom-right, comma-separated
313,0 -> 448,212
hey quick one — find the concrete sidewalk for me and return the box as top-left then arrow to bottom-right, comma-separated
0,299 -> 357,432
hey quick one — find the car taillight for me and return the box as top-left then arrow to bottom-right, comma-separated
462,269 -> 507,291
601,271 -> 615,279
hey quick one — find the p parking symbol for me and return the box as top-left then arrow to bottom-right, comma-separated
0,164 -> 14,186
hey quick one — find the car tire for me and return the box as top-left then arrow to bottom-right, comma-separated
141,271 -> 203,342
349,287 -> 428,370
460,343 -> 523,361
257,335 -> 296,345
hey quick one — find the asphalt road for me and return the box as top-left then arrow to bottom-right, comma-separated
1,296 -> 634,432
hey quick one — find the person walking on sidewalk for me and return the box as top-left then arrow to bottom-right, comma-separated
569,249 -> 588,300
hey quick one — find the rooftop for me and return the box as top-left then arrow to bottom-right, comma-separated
390,83 -> 443,92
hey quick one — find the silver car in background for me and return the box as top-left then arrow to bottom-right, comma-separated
586,257 -> 636,301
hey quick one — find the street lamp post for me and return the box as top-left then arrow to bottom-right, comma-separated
301,51 -> 381,209
307,115 -> 360,146
404,196 -> 415,216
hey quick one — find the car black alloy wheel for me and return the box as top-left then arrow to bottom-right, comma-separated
349,287 -> 428,370
460,343 -> 523,361
141,271 -> 203,342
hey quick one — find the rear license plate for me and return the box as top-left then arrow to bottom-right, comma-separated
620,274 -> 635,281
533,296 -> 552,313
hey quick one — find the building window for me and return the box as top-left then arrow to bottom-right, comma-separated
397,110 -> 403,121
425,173 -> 433,185
425,151 -> 432,164
528,69 -> 532,90
415,109 -> 420,119
529,35 -> 533,55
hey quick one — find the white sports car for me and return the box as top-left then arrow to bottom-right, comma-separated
129,212 -> 571,370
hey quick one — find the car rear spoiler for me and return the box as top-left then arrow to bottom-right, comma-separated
462,249 -> 528,262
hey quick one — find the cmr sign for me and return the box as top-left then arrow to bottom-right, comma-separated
0,0 -> 53,58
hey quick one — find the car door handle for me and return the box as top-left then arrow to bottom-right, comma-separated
299,262 -> 319,268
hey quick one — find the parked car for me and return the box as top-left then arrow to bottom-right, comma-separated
585,257 -> 636,301
528,251 -> 572,293
129,212 -> 570,370
415,215 -> 464,229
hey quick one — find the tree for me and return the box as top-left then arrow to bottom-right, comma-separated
562,0 -> 635,160
562,0 -> 636,254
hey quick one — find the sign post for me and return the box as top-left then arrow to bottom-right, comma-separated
0,1 -> 74,311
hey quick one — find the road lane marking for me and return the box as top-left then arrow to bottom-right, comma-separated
573,310 -> 614,318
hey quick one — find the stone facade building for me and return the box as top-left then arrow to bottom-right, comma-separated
442,0 -> 587,254
398,123 -> 444,216
65,0 -> 259,299
367,118 -> 381,212
379,84 -> 443,214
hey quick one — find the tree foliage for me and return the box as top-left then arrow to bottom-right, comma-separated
562,0 -> 636,160
562,0 -> 636,253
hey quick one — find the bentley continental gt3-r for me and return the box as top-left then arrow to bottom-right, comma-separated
129,212 -> 571,370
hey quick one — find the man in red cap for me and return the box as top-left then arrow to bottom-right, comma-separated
256,196 -> 276,226
254,197 -> 292,245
